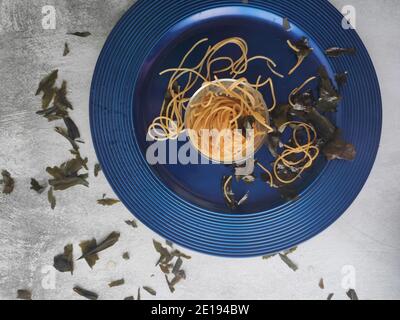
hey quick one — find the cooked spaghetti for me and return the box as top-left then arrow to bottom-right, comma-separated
185,78 -> 272,163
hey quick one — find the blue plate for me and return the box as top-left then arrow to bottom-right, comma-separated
90,0 -> 382,257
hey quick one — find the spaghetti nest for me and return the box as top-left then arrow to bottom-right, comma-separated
185,78 -> 272,163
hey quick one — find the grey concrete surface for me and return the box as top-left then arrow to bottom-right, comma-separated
0,0 -> 399,300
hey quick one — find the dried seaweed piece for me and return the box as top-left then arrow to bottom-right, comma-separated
153,239 -> 172,265
41,88 -> 56,110
160,263 -> 172,274
283,17 -> 291,31
125,219 -> 138,228
36,70 -> 58,96
283,246 -> 297,255
172,258 -> 183,275
48,187 -> 56,210
17,289 -> 32,300
346,289 -> 359,300
319,278 -> 325,289
137,287 -> 141,300
53,244 -> 73,274
79,239 -> 99,268
323,133 -> 356,161
237,115 -> 256,138
78,231 -> 120,260
124,296 -> 134,300
54,81 -> 73,111
262,254 -> 276,260
167,270 -> 186,293
165,275 -> 175,293
325,47 -> 356,57
122,252 -> 130,260
271,104 -> 290,130
171,249 -> 191,260
94,163 -> 101,177
279,253 -> 298,271
55,127 -> 80,151
109,279 -> 125,288
30,178 -> 46,194
64,117 -> 80,140
63,42 -> 70,56
68,31 -> 91,37
335,72 -> 348,87
1,170 -> 15,194
47,156 -> 89,191
302,108 -> 336,142
73,286 -> 98,300
316,66 -> 341,112
97,194 -> 120,206
327,293 -> 334,300
142,286 -> 156,296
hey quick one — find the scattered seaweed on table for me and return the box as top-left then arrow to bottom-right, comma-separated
63,42 -> 70,56
1,170 -> 15,194
78,231 -> 120,261
53,244 -> 73,274
97,194 -> 120,206
124,296 -> 134,300
30,178 -> 46,194
327,293 -> 334,300
137,287 -> 141,300
73,286 -> 98,300
17,289 -> 32,300
325,47 -> 356,57
94,163 -> 101,177
346,289 -> 359,300
109,279 -> 125,288
67,31 -> 91,37
142,286 -> 157,296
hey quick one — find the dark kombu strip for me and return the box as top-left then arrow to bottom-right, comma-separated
325,47 -> 356,57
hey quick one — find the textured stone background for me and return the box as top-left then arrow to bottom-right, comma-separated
0,0 -> 399,300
